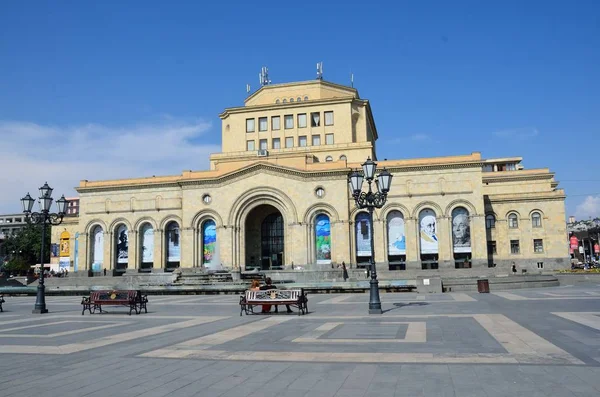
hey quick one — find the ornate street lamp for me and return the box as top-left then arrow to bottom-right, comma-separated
348,158 -> 393,314
21,183 -> 68,314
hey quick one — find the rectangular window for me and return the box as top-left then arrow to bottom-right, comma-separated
325,133 -> 334,145
259,139 -> 268,150
246,118 -> 255,133
534,239 -> 544,253
510,240 -> 520,254
246,140 -> 255,151
537,262 -> 544,269
324,111 -> 334,126
312,135 -> 320,146
482,164 -> 493,172
272,138 -> 281,149
284,115 -> 294,129
486,215 -> 495,229
297,113 -> 307,128
271,116 -> 280,130
285,137 -> 294,148
298,136 -> 307,147
487,241 -> 497,255
258,117 -> 268,132
311,112 -> 320,127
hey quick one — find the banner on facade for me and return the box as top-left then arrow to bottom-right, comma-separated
141,225 -> 154,263
203,220 -> 218,269
387,211 -> 406,255
419,209 -> 438,254
356,213 -> 371,257
60,231 -> 70,257
116,226 -> 128,264
595,244 -> 599,254
167,225 -> 181,262
59,257 -> 70,269
315,214 -> 331,264
452,208 -> 471,253
50,243 -> 59,258
570,236 -> 579,253
93,228 -> 104,269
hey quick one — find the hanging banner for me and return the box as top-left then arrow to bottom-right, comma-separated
452,208 -> 471,253
569,236 -> 579,253
50,243 -> 59,258
59,257 -> 70,269
60,231 -> 70,257
141,225 -> 154,263
419,209 -> 438,254
356,212 -> 372,257
595,244 -> 599,254
203,220 -> 217,266
167,224 -> 181,262
92,228 -> 104,269
74,232 -> 79,272
116,226 -> 128,264
387,211 -> 406,255
315,214 -> 331,264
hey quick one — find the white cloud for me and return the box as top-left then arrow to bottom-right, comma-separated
575,195 -> 600,220
492,127 -> 539,140
410,133 -> 432,142
0,118 -> 220,213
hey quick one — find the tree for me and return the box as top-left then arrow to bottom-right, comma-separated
2,223 -> 50,275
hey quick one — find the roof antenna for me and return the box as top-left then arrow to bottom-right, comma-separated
316,62 -> 323,80
350,72 -> 354,88
259,66 -> 271,86
246,84 -> 251,94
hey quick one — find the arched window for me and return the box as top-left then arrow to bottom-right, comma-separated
275,99 -> 280,104
290,98 -> 294,102
202,219 -> 218,270
297,97 -> 302,102
508,213 -> 519,228
140,223 -> 154,270
339,155 -> 347,161
355,212 -> 371,266
387,211 -> 406,270
315,214 -> 331,265
419,209 -> 438,269
531,212 -> 542,228
165,221 -> 181,270
282,99 -> 287,103
261,213 -> 284,269
485,214 -> 496,229
325,156 -> 333,162
304,96 -> 309,101
115,224 -> 129,272
91,225 -> 104,272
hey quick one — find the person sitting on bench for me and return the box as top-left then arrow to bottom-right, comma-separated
260,277 -> 293,313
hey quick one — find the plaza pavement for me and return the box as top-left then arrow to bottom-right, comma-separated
1,284 -> 600,396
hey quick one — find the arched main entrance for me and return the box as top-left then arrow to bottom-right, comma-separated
245,204 -> 284,270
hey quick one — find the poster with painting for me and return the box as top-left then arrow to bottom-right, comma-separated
92,227 -> 104,269
356,212 -> 372,257
167,223 -> 180,262
419,209 -> 438,254
203,220 -> 216,267
387,211 -> 406,255
315,214 -> 331,264
452,207 -> 471,253
116,226 -> 128,264
141,224 -> 154,263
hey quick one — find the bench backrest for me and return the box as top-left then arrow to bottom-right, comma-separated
91,290 -> 138,302
245,289 -> 302,301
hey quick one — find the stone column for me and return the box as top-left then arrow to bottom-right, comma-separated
181,227 -> 194,269
104,231 -> 113,271
153,229 -> 164,270
405,217 -> 419,269
470,214 -> 487,268
78,233 -> 88,272
374,211 -> 386,265
437,215 -> 453,269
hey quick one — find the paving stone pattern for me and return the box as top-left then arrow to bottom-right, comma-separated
1,285 -> 600,396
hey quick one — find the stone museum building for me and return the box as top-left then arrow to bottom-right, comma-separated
52,79 -> 569,275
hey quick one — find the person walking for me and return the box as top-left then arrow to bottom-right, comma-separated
342,262 -> 349,282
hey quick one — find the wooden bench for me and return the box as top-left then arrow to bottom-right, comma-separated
0,294 -> 4,312
81,290 -> 148,315
240,289 -> 308,316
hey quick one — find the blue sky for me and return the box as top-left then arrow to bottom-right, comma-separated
0,0 -> 598,218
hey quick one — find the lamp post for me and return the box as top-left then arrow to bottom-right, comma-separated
21,183 -> 68,314
348,157 -> 393,314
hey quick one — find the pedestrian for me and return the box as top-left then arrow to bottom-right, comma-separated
342,261 -> 348,282
511,262 -> 517,275
103,268 -> 107,276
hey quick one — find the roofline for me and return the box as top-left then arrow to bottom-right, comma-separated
243,79 -> 359,105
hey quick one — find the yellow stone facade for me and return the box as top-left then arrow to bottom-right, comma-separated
53,80 -> 569,275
